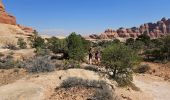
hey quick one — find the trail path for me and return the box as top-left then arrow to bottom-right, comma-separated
133,74 -> 170,100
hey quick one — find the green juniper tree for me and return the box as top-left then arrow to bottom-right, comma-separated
102,43 -> 140,86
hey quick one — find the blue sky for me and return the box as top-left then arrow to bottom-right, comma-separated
3,0 -> 170,36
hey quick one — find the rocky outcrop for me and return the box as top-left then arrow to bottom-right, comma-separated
89,17 -> 170,40
0,1 -> 16,25
18,25 -> 34,33
0,1 -> 34,33
0,0 -> 34,46
0,0 -> 34,33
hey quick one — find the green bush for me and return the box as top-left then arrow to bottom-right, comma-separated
67,33 -> 86,61
31,36 -> 45,48
0,60 -> 16,69
0,55 -> 17,69
46,37 -> 68,54
35,47 -> 51,56
102,44 -> 140,86
136,33 -> 151,46
17,38 -> 27,49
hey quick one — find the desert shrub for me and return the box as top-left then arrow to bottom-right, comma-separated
113,39 -> 120,44
84,65 -> 99,72
0,55 -> 17,69
21,56 -> 55,73
126,38 -> 135,46
136,33 -> 151,46
162,36 -> 170,59
60,77 -> 105,88
63,60 -> 80,70
134,64 -> 150,73
0,60 -> 16,69
102,44 -> 140,86
35,47 -> 51,56
4,42 -> 17,50
59,77 -> 117,100
92,84 -> 117,100
31,36 -> 45,48
17,37 -> 27,49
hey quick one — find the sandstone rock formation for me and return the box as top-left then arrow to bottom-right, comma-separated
0,0 -> 16,25
88,17 -> 170,40
0,0 -> 34,46
18,25 -> 34,33
0,0 -> 34,33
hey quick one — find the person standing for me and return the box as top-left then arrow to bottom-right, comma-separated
95,50 -> 101,65
88,47 -> 93,64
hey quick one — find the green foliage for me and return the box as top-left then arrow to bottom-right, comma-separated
81,37 -> 91,53
67,32 -> 86,61
142,35 -> 170,62
46,37 -> 67,54
136,33 -> 151,46
31,36 -> 45,48
101,44 -> 140,86
35,47 -> 51,56
17,38 -> 27,49
126,38 -> 135,46
113,39 -> 120,44
95,40 -> 120,48
132,40 -> 145,51
0,54 -> 18,69
163,36 -> 170,57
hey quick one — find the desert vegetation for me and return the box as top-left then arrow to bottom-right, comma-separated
1,30 -> 170,100
50,77 -> 118,100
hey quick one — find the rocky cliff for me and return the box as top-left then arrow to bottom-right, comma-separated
0,0 -> 34,33
89,18 -> 170,40
0,0 -> 34,46
0,1 -> 16,25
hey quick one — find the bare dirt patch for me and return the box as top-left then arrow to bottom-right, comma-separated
0,68 -> 27,86
0,69 -> 117,100
49,86 -> 96,100
142,62 -> 170,82
134,74 -> 170,100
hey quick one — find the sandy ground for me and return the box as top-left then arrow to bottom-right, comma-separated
134,74 -> 170,100
0,66 -> 170,100
117,74 -> 170,100
0,69 -> 115,100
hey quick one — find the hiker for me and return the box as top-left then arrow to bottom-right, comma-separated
95,50 -> 100,64
89,47 -> 93,64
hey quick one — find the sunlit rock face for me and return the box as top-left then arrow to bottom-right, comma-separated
0,0 -> 16,25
